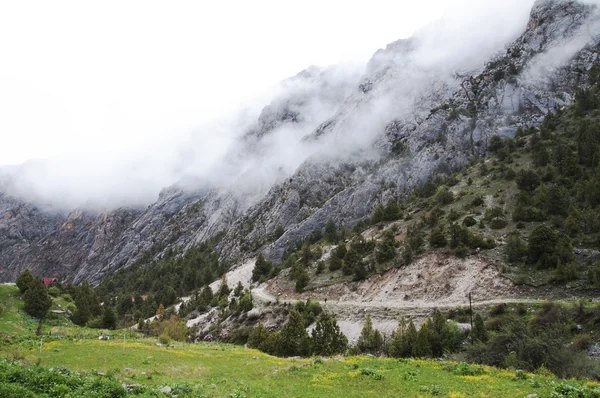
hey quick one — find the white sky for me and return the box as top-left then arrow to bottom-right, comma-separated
0,0 -> 451,166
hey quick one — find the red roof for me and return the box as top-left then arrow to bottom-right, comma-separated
41,278 -> 58,288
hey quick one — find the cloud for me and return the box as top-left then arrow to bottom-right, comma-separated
2,0 -> 583,213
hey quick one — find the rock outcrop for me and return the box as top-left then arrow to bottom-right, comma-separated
1,0 -> 599,284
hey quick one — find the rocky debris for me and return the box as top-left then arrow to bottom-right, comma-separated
588,344 -> 600,357
123,384 -> 141,392
159,386 -> 172,394
255,252 -> 533,342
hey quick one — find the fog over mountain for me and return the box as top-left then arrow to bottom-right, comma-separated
2,0 -> 600,283
1,0 -> 536,212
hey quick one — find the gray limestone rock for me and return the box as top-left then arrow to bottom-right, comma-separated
1,0 -> 599,285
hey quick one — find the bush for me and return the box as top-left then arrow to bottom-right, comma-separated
489,219 -> 508,229
447,208 -> 461,222
229,326 -> 252,345
448,362 -> 487,376
429,227 -> 447,248
505,233 -> 527,263
158,333 -> 171,345
573,333 -> 593,351
329,255 -> 343,271
463,216 -> 477,227
164,318 -> 187,342
471,196 -> 485,207
86,316 -> 104,329
453,244 -> 469,258
436,187 -> 454,205
553,261 -> 578,283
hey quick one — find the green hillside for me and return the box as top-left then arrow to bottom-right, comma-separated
1,284 -> 600,397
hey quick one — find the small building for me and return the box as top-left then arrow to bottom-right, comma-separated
41,277 -> 59,289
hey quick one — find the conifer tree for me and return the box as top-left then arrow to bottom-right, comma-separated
217,275 -> 230,299
234,281 -> 244,297
248,322 -> 270,349
357,314 -> 383,354
23,278 -> 52,335
405,319 -> 418,356
16,269 -> 36,294
413,320 -> 433,357
430,226 -> 447,248
311,312 -> 348,356
102,307 -> 117,330
472,314 -> 488,343
278,310 -> 310,357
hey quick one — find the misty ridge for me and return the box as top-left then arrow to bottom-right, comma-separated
3,0 -> 598,213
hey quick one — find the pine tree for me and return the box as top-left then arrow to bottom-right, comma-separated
404,319 -> 418,356
528,225 -> 558,267
252,254 -> 272,282
16,269 -> 37,294
217,275 -> 230,299
294,267 -> 310,292
201,286 -> 214,305
357,314 -> 383,354
472,314 -> 488,343
102,307 -> 117,330
371,204 -> 385,224
436,187 -> 454,205
324,220 -> 339,243
430,227 -> 447,248
248,322 -> 270,349
383,202 -> 403,221
430,309 -> 446,357
505,233 -> 528,263
376,231 -> 397,264
23,279 -> 52,335
239,292 -> 253,313
311,312 -> 348,356
353,262 -> 368,281
402,243 -> 414,266
547,184 -> 569,216
555,235 -> 575,265
234,281 -> 244,297
329,255 -> 343,271
387,318 -> 407,358
553,260 -> 578,282
413,320 -> 433,357
278,310 -> 310,357
71,295 -> 91,326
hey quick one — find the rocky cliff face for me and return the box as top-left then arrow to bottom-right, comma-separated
1,0 -> 599,284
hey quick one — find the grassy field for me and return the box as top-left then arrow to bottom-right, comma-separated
2,287 -> 600,397
5,337 -> 600,397
0,284 -> 38,335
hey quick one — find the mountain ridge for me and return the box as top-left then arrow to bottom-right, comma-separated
1,0 -> 599,284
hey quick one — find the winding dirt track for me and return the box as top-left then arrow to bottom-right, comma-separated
249,253 -> 544,342
183,253 -> 562,343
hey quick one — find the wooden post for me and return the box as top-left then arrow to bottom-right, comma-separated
469,292 -> 474,344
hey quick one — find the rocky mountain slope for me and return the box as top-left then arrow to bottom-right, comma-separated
1,0 -> 599,284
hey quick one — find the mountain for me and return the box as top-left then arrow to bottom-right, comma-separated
1,0 -> 599,284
